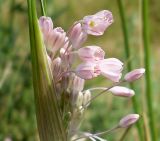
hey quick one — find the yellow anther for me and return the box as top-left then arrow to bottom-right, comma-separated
89,21 -> 95,27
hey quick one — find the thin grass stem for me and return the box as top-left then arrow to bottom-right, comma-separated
142,0 -> 157,140
40,0 -> 46,16
117,1 -> 144,141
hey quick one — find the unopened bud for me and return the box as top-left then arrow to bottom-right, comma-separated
68,23 -> 87,49
83,90 -> 91,107
76,62 -> 101,79
119,114 -> 140,128
109,86 -> 135,97
52,57 -> 62,78
39,16 -> 53,41
76,92 -> 84,107
124,68 -> 145,82
77,46 -> 105,62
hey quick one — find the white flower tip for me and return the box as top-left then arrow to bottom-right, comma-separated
119,114 -> 140,128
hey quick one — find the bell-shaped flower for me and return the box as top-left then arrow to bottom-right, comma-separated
82,10 -> 113,36
68,23 -> 87,49
109,86 -> 135,97
77,46 -> 105,62
99,58 -> 123,82
124,68 -> 145,82
76,62 -> 101,79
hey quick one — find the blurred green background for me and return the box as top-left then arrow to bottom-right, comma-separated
0,0 -> 160,141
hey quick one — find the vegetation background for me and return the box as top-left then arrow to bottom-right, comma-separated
0,0 -> 160,141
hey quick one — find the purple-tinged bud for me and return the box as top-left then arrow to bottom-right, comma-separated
73,75 -> 85,93
109,86 -> 135,97
52,57 -> 62,79
76,62 -> 101,79
83,90 -> 91,107
119,114 -> 140,128
39,16 -> 53,41
68,74 -> 85,94
124,68 -> 145,82
99,58 -> 123,82
48,27 -> 67,53
60,46 -> 74,67
82,10 -> 113,36
68,23 -> 87,49
77,46 -> 105,62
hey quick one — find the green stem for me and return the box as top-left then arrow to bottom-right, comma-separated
142,0 -> 157,141
117,1 -> 144,141
27,0 -> 67,140
40,0 -> 46,16
119,126 -> 132,141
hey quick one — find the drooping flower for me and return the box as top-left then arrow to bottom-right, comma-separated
109,86 -> 135,97
118,114 -> 140,128
99,58 -> 123,82
77,46 -> 105,62
124,68 -> 145,82
82,10 -> 113,36
76,62 -> 101,79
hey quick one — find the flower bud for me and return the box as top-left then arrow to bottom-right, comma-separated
109,86 -> 135,97
68,74 -> 85,94
75,92 -> 84,107
99,58 -> 123,82
76,62 -> 101,79
52,57 -> 62,78
82,10 -> 113,36
39,16 -> 53,42
83,90 -> 91,107
124,68 -> 145,82
73,75 -> 85,93
68,23 -> 87,49
77,46 -> 105,62
119,114 -> 140,128
48,27 -> 67,56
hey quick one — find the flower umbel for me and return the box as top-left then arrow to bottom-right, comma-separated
36,10 -> 145,141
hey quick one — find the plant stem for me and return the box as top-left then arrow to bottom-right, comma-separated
117,1 -> 144,141
119,126 -> 132,141
27,0 -> 67,140
142,0 -> 157,140
40,0 -> 46,16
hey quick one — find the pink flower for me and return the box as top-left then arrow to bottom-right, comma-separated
76,62 -> 101,79
47,27 -> 67,57
39,16 -> 53,42
119,114 -> 140,128
52,57 -> 62,79
77,46 -> 105,62
124,68 -> 145,82
68,23 -> 87,49
99,58 -> 123,82
82,10 -> 113,36
109,86 -> 135,97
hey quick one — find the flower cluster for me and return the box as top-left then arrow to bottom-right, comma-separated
39,10 -> 145,140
